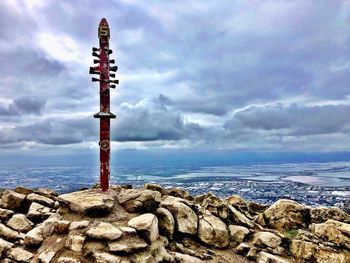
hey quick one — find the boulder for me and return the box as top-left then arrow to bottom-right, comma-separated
0,223 -> 20,241
6,214 -> 33,233
311,219 -> 350,249
0,237 -> 13,257
127,213 -> 159,243
108,236 -> 148,253
27,193 -> 54,207
234,242 -> 251,256
8,247 -> 34,262
24,225 -> 44,247
195,192 -> 230,219
0,208 -> 14,222
86,222 -> 122,241
145,183 -> 168,196
167,188 -> 192,200
258,251 -> 290,263
14,186 -> 33,195
54,220 -> 70,234
69,220 -> 90,230
172,252 -> 202,263
229,225 -> 250,242
93,252 -> 123,263
38,250 -> 57,263
198,213 -> 229,248
289,239 -> 318,260
0,190 -> 25,210
258,199 -> 310,231
156,207 -> 175,237
252,231 -> 282,248
65,234 -> 85,252
310,207 -> 350,224
316,247 -> 350,263
117,189 -> 161,213
160,196 -> 198,235
58,257 -> 81,263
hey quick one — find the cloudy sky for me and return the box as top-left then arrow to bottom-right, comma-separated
1,0 -> 350,161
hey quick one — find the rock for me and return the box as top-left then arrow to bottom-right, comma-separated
0,237 -> 13,257
117,189 -> 161,213
38,250 -> 57,263
160,196 -> 198,235
198,213 -> 229,248
6,214 -> 33,233
55,220 -> 70,234
145,183 -> 168,196
259,199 -> 310,231
58,190 -> 115,216
108,236 -> 148,253
156,207 -> 175,237
26,202 -> 45,222
289,239 -> 318,260
0,223 -> 19,241
311,219 -> 350,249
69,220 -> 90,230
14,186 -> 33,195
119,226 -> 137,236
168,188 -> 192,200
252,231 -> 282,248
0,208 -> 14,222
172,252 -> 202,263
65,234 -> 85,252
228,205 -> 254,228
195,192 -> 230,219
36,188 -> 58,197
316,247 -> 350,263
58,257 -> 81,263
229,225 -> 250,242
234,242 -> 250,256
310,207 -> 350,224
8,247 -> 34,262
41,214 -> 61,236
258,251 -> 290,263
127,213 -> 159,243
0,190 -> 25,210
24,225 -> 43,247
86,222 -> 122,241
27,193 -> 55,207
93,252 -> 122,263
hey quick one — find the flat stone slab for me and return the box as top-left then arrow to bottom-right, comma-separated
58,190 -> 116,217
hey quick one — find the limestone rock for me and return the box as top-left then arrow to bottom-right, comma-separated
259,199 -> 310,231
93,252 -> 122,263
0,237 -> 13,257
234,242 -> 251,256
167,188 -> 192,200
117,189 -> 161,213
0,223 -> 20,241
156,207 -> 175,237
160,196 -> 198,235
316,247 -> 350,263
27,193 -> 55,207
108,236 -> 148,253
145,183 -> 168,196
65,234 -> 85,252
172,252 -> 202,263
58,190 -> 115,216
198,213 -> 229,248
14,186 -> 33,195
258,251 -> 290,263
195,192 -> 230,219
7,214 -> 33,233
69,220 -> 90,230
0,208 -> 14,222
86,222 -> 122,241
8,247 -> 34,262
38,250 -> 57,263
55,220 -> 70,234
289,239 -> 318,260
310,207 -> 350,224
0,190 -> 25,210
24,225 -> 43,247
58,257 -> 81,263
127,213 -> 159,243
252,231 -> 282,248
228,205 -> 254,228
229,225 -> 250,242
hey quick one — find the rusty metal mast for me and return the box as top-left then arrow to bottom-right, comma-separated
90,18 -> 118,192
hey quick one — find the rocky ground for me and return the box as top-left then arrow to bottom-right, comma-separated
0,184 -> 349,263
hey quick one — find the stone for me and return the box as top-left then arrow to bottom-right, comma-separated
58,257 -> 81,263
55,220 -> 70,234
69,220 -> 90,230
229,225 -> 250,242
160,196 -> 198,235
0,190 -> 25,210
86,222 -> 122,241
289,239 -> 318,260
119,226 -> 137,236
145,183 -> 168,196
198,213 -> 229,248
24,225 -> 43,247
41,214 -> 61,236
310,207 -> 350,224
117,189 -> 161,213
172,252 -> 202,263
14,186 -> 33,195
316,247 -> 350,263
0,208 -> 14,222
58,190 -> 115,216
234,242 -> 250,256
108,236 -> 148,253
38,250 -> 57,263
259,199 -> 310,231
167,188 -> 192,200
93,252 -> 122,263
195,192 -> 230,219
36,188 -> 58,197
0,223 -> 19,241
7,214 -> 33,233
0,237 -> 13,257
8,247 -> 34,262
156,207 -> 175,237
228,205 -> 254,228
258,252 -> 290,263
311,219 -> 350,249
252,231 -> 282,248
65,234 -> 85,252
27,193 -> 55,207
127,213 -> 159,243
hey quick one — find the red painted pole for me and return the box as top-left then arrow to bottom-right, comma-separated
90,18 -> 118,192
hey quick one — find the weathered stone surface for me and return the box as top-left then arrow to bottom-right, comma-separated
316,248 -> 350,263
117,189 -> 161,213
38,250 -> 57,263
289,239 -> 318,260
234,242 -> 250,256
58,190 -> 115,216
65,234 -> 85,252
0,223 -> 19,241
27,193 -> 55,207
8,247 -> 34,262
195,192 -> 230,219
55,220 -> 70,234
168,188 -> 192,200
69,220 -> 90,230
36,188 -> 58,197
229,205 -> 254,228
0,237 -> 13,257
108,236 -> 148,253
156,207 -> 175,237
86,222 -> 122,241
58,257 -> 81,263
127,213 -> 159,243
0,208 -> 14,222
252,231 -> 282,248
258,251 -> 290,263
160,196 -> 198,235
311,219 -> 350,249
7,214 -> 33,233
229,225 -> 250,242
0,190 -> 25,210
172,252 -> 202,263
14,186 -> 33,195
93,252 -> 122,263
259,199 -> 310,231
24,225 -> 43,247
145,183 -> 168,196
198,213 -> 229,248
310,207 -> 350,224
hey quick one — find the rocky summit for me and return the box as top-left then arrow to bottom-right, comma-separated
0,185 -> 348,263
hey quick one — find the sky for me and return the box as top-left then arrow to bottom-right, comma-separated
1,0 -> 350,163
